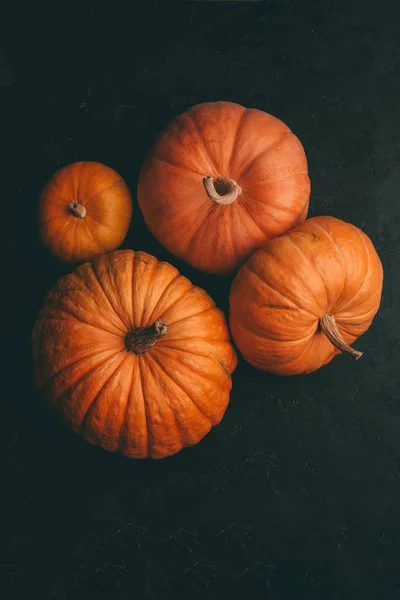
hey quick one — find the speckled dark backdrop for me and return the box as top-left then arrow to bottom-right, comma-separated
2,1 -> 400,599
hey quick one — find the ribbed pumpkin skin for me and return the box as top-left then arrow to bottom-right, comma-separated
229,216 -> 383,376
138,101 -> 310,275
33,250 -> 237,459
38,161 -> 132,263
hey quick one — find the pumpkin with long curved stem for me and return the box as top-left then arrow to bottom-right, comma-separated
229,216 -> 383,375
38,161 -> 132,263
33,250 -> 237,459
138,101 -> 310,275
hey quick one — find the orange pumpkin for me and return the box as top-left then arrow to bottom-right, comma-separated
229,216 -> 383,375
38,161 -> 132,263
138,101 -> 310,275
32,250 -> 237,459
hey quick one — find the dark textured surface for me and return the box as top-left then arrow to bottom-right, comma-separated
2,1 -> 400,598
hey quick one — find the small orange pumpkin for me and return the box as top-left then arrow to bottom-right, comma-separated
229,216 -> 383,375
38,161 -> 132,263
33,250 -> 237,459
138,101 -> 310,275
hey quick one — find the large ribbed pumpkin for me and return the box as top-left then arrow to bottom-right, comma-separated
229,216 -> 383,375
38,161 -> 132,263
138,101 -> 310,275
33,250 -> 237,458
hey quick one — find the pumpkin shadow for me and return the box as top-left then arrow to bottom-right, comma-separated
14,327 -> 260,497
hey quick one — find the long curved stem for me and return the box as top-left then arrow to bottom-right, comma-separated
320,313 -> 363,360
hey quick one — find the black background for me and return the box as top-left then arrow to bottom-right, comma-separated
2,1 -> 400,598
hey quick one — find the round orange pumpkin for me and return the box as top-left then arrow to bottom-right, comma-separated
138,101 -> 310,275
229,216 -> 383,375
38,161 -> 132,263
32,250 -> 237,459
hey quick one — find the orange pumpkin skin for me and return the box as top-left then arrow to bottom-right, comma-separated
32,250 -> 237,459
137,101 -> 310,275
229,216 -> 383,376
38,161 -> 132,263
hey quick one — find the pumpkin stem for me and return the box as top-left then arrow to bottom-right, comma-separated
319,313 -> 363,360
69,202 -> 87,218
203,176 -> 242,206
125,319 -> 167,355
